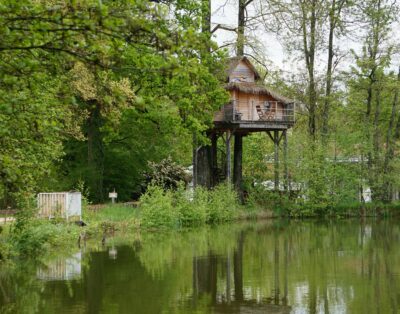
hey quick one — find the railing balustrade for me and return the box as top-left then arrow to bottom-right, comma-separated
222,100 -> 295,123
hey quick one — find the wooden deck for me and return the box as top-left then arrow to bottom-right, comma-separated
213,120 -> 294,133
213,99 -> 294,133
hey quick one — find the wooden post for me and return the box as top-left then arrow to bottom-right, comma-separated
274,130 -> 279,191
226,130 -> 232,182
283,130 -> 289,192
233,134 -> 243,202
192,133 -> 198,188
211,133 -> 218,186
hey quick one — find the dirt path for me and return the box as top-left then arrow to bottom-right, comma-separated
0,217 -> 15,224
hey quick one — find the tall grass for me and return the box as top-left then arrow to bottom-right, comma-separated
84,205 -> 138,222
3,208 -> 81,259
139,184 -> 240,229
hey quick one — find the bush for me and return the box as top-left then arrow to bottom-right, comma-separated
247,184 -> 294,215
138,184 -> 240,228
10,210 -> 80,256
139,185 -> 180,229
143,157 -> 190,191
176,186 -> 208,227
207,184 -> 238,223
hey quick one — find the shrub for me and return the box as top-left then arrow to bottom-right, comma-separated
138,184 -> 240,228
246,184 -> 294,215
139,185 -> 180,228
143,157 -> 190,191
207,184 -> 238,223
10,218 -> 80,257
176,186 -> 208,227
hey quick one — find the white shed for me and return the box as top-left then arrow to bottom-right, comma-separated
37,192 -> 82,220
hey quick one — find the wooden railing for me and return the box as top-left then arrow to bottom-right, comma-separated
223,100 -> 295,123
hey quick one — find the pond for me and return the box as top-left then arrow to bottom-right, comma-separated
1,219 -> 399,313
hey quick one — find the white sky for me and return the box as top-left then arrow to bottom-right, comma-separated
210,0 -> 400,76
211,0 -> 288,70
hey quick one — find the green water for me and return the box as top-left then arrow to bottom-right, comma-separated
1,219 -> 400,313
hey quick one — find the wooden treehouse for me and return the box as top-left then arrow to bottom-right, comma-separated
194,56 -> 295,196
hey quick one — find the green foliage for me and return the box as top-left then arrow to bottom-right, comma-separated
247,186 -> 293,216
206,184 -> 239,223
144,157 -> 191,191
0,0 -> 228,206
10,218 -> 80,258
139,186 -> 180,229
139,184 -> 239,229
175,186 -> 208,227
85,205 -> 138,223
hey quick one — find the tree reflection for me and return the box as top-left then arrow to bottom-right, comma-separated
2,219 -> 400,314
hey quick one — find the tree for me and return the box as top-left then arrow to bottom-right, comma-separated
349,0 -> 398,201
321,0 -> 347,142
0,0 -> 228,206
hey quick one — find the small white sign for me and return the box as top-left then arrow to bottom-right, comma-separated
109,192 -> 117,199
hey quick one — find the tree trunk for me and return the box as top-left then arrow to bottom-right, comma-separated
283,130 -> 289,192
382,66 -> 400,201
274,130 -> 280,191
372,88 -> 381,199
226,130 -> 232,183
87,101 -> 104,203
301,0 -> 317,140
192,133 -> 198,188
365,0 -> 382,200
237,0 -> 246,56
196,145 -> 212,187
233,134 -> 243,202
322,0 -> 345,142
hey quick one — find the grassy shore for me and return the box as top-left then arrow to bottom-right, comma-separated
1,193 -> 400,263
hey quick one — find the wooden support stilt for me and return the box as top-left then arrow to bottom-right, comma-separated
226,130 -> 232,183
211,133 -> 218,187
266,130 -> 274,143
283,130 -> 289,192
274,130 -> 279,191
233,134 -> 243,202
192,133 -> 198,188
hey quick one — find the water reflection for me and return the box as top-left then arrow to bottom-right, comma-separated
37,252 -> 82,281
1,219 -> 400,313
108,246 -> 117,260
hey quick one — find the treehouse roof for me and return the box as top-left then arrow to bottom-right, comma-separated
226,56 -> 261,81
225,82 -> 293,105
225,56 -> 293,105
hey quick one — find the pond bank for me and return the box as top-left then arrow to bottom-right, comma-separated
1,198 -> 400,263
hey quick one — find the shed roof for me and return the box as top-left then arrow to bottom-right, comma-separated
225,82 -> 293,105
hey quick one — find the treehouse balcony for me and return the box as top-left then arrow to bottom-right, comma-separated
213,100 -> 295,132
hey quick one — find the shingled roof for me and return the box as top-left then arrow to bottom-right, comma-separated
225,82 -> 293,105
225,56 -> 261,81
224,56 -> 293,104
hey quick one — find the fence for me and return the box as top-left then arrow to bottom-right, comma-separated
37,192 -> 81,220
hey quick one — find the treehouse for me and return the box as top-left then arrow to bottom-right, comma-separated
194,56 -> 295,196
214,56 -> 294,132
